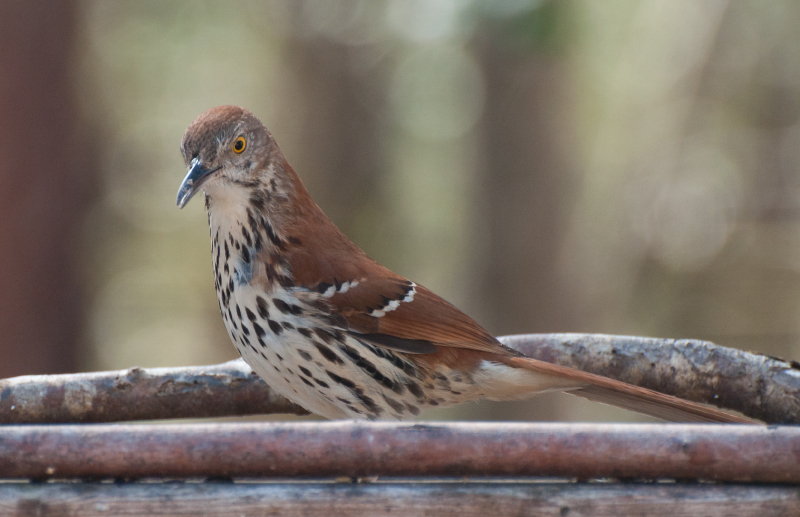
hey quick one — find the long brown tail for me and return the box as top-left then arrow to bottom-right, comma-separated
501,355 -> 756,423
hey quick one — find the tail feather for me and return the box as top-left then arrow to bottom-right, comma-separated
500,356 -> 756,424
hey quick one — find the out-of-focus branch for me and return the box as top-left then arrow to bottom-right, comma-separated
1,333 -> 798,424
0,360 -> 307,423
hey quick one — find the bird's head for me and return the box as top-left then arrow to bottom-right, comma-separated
176,105 -> 280,209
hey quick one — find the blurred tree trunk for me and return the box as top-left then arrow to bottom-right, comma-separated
469,13 -> 580,420
0,1 -> 88,376
473,40 -> 577,336
275,15 -> 387,247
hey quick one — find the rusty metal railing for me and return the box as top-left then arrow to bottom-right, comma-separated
1,422 -> 797,482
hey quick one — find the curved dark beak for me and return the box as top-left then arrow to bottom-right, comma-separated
176,158 -> 222,208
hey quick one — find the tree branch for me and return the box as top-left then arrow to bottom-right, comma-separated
0,360 -> 307,423
1,333 -> 798,424
500,333 -> 800,424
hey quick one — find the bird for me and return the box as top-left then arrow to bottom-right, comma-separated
176,105 -> 749,423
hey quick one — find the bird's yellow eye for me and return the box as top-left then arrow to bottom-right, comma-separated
233,136 -> 246,153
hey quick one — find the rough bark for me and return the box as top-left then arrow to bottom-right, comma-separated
2,334 -> 799,424
0,360 -> 307,424
500,333 -> 800,424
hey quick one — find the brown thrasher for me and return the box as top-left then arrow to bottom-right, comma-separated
177,106 -> 747,423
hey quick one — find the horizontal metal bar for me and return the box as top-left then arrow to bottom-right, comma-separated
1,481 -> 798,517
0,422 -> 796,482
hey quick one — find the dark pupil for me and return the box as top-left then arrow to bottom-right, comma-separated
235,139 -> 244,151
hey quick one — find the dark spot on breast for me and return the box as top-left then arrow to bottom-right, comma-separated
250,192 -> 266,212
298,328 -> 313,339
268,319 -> 283,335
327,371 -> 355,389
242,226 -> 252,248
406,381 -> 424,399
298,350 -> 312,361
356,394 -> 380,415
327,371 -> 381,415
299,366 -> 313,378
341,344 -> 400,393
252,322 -> 266,338
405,403 -> 420,415
300,377 -> 314,388
361,342 -> 419,377
224,241 -> 230,260
241,247 -> 250,264
274,299 -> 303,315
314,328 -> 334,344
245,308 -> 257,322
288,236 -> 302,245
236,305 -> 243,320
282,322 -> 294,330
434,373 -> 451,388
241,324 -> 250,336
264,221 -> 284,249
275,352 -> 283,361
314,379 -> 330,389
382,395 -> 405,414
256,296 -> 270,319
314,342 -> 344,365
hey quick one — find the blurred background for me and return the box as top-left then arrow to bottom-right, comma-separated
2,0 -> 800,422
